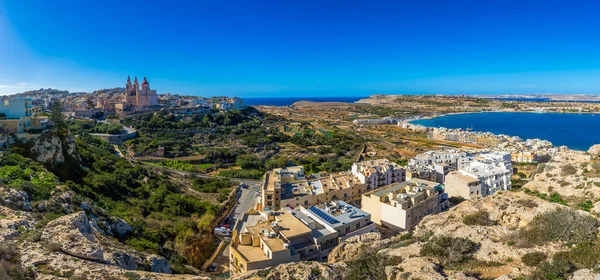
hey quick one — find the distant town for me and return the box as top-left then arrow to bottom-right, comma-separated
0,76 -> 246,146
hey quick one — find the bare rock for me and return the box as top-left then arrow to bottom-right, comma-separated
111,217 -> 133,237
328,232 -> 391,263
569,269 -> 599,279
41,211 -> 104,261
588,144 -> 600,158
386,257 -> 477,280
0,206 -> 33,241
111,251 -> 138,270
146,254 -> 172,274
233,261 -> 343,280
0,186 -> 33,211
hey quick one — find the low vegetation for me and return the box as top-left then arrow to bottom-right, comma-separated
512,208 -> 599,247
462,210 -> 496,226
521,252 -> 547,267
420,235 -> 478,265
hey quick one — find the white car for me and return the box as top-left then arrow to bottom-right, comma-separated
214,227 -> 231,237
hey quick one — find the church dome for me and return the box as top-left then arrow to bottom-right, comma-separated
142,77 -> 149,85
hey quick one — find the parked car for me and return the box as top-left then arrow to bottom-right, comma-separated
214,227 -> 231,237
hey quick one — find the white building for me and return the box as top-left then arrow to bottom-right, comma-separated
409,150 -> 472,183
351,159 -> 406,190
410,150 -> 471,170
443,171 -> 482,199
459,153 -> 512,197
361,179 -> 448,231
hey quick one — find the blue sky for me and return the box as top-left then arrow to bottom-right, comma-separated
2,0 -> 600,97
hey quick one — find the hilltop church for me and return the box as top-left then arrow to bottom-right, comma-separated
122,76 -> 158,107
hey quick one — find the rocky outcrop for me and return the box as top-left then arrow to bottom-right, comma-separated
570,269 -> 598,280
327,232 -> 390,263
111,251 -> 138,270
29,130 -> 80,166
385,257 -> 477,280
232,262 -> 344,280
0,206 -> 34,241
41,211 -> 104,261
525,152 -> 600,200
588,144 -> 600,158
111,217 -> 133,237
146,255 -> 172,274
0,186 -> 32,211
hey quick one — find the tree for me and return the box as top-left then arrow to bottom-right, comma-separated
51,102 -> 66,130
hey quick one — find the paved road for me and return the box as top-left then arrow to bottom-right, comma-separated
212,182 -> 261,272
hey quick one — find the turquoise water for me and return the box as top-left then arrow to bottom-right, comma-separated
411,112 -> 600,151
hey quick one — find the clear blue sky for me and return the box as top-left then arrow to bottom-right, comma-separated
2,0 -> 600,97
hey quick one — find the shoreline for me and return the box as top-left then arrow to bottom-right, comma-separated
406,111 -> 592,152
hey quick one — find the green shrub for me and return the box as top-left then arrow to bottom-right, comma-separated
218,169 -> 263,179
564,242 -> 600,269
123,272 -> 141,280
515,208 -> 600,247
529,258 -> 572,280
463,210 -> 496,226
521,252 -> 546,267
534,163 -> 546,174
576,200 -> 593,212
515,199 -> 538,208
191,177 -> 231,193
345,251 -> 403,280
561,164 -> 577,176
548,192 -> 567,205
420,236 -> 478,265
449,196 -> 466,206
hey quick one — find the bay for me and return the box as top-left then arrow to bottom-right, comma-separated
411,112 -> 600,151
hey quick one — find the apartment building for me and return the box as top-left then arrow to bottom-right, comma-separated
461,161 -> 511,197
230,200 -> 377,273
361,178 -> 448,231
351,159 -> 405,190
230,210 -> 309,273
290,201 -> 377,261
405,165 -> 436,182
443,171 -> 482,199
261,166 -> 306,210
410,150 -> 471,170
261,166 -> 367,210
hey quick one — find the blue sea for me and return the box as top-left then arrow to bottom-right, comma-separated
411,112 -> 600,151
244,97 -> 364,106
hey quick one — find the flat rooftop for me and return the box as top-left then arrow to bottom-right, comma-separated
307,201 -> 370,228
366,178 -> 439,198
449,171 -> 480,183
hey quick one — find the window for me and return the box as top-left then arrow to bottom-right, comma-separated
356,222 -> 360,229
304,201 -> 309,205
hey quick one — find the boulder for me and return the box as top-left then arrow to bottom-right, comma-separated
569,269 -> 599,280
111,217 -> 133,237
588,144 -> 600,158
111,251 -> 138,270
146,254 -> 172,274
